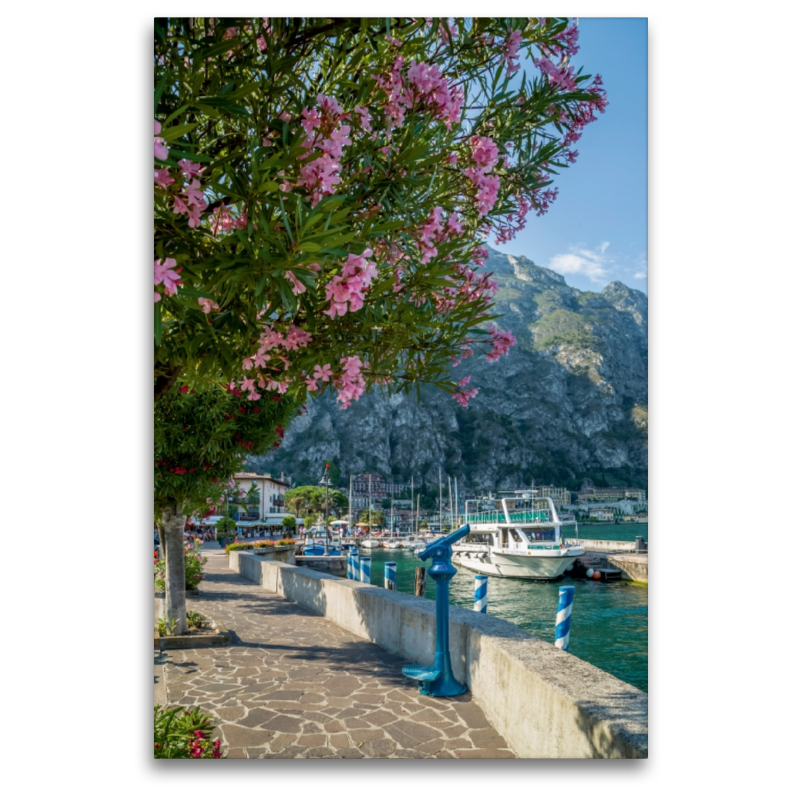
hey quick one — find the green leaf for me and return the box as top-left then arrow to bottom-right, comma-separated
159,123 -> 199,142
297,241 -> 322,253
154,73 -> 168,114
154,302 -> 162,346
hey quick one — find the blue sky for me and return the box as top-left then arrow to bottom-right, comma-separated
493,18 -> 648,295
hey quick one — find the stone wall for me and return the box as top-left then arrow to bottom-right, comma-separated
230,552 -> 647,758
607,554 -> 648,583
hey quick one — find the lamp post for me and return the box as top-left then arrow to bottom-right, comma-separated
319,463 -> 331,556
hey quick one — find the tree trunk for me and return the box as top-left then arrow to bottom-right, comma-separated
162,505 -> 188,634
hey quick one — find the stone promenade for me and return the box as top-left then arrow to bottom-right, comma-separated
154,543 -> 516,759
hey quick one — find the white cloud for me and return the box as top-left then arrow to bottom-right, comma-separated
548,243 -> 613,283
633,271 -> 647,279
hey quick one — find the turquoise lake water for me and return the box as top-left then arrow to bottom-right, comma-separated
357,523 -> 648,693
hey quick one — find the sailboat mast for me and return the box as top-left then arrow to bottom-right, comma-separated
438,467 -> 442,532
448,476 -> 453,531
368,474 -> 372,536
410,475 -> 414,535
454,476 -> 459,527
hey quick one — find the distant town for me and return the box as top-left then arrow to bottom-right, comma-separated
223,471 -> 648,530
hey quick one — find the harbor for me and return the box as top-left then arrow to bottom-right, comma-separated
288,500 -> 649,692
349,544 -> 648,693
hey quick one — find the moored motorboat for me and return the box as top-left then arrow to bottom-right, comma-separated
360,538 -> 380,549
452,493 -> 584,580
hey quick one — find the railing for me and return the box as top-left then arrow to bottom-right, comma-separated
465,510 -> 553,525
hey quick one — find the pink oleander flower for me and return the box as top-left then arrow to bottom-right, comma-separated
154,119 -> 168,160
173,195 -> 190,215
154,290 -> 161,302
154,168 -> 174,187
486,325 -> 516,361
313,363 -> 333,383
154,258 -> 182,297
198,297 -> 219,314
503,30 -> 523,76
178,159 -> 204,177
353,106 -> 372,132
284,325 -> 312,350
471,136 -> 499,170
285,270 -> 306,295
184,179 -> 205,207
453,385 -> 479,407
323,249 -> 377,316
305,377 -> 319,392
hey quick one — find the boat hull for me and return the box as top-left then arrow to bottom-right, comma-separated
453,549 -> 581,580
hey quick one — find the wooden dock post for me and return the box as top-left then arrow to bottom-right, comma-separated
414,567 -> 427,597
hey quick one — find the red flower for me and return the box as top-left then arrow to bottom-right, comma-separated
180,385 -> 190,393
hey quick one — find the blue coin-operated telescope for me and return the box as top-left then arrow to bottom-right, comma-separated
402,523 -> 471,697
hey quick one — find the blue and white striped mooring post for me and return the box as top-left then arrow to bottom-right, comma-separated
384,562 -> 397,590
555,585 -> 575,651
360,556 -> 371,584
349,551 -> 358,581
474,575 -> 488,613
346,551 -> 354,580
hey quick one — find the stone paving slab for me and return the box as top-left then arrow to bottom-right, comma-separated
155,544 -> 516,759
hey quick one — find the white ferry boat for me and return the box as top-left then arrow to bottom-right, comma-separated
452,493 -> 584,580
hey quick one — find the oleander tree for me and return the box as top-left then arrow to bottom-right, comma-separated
155,382 -> 298,632
154,16 -> 606,409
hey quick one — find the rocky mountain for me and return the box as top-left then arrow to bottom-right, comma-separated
248,249 -> 648,494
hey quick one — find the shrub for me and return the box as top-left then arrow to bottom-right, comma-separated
154,705 -> 222,759
186,610 -> 208,629
224,538 -> 295,555
154,548 -> 207,591
215,517 -> 237,533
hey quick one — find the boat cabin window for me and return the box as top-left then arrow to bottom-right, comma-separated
532,528 -> 556,542
509,529 -> 523,543
464,532 -> 493,544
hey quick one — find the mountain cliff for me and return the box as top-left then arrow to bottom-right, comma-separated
248,249 -> 648,493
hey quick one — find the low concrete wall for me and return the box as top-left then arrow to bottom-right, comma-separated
230,552 -> 647,758
228,545 -> 294,571
607,554 -> 648,583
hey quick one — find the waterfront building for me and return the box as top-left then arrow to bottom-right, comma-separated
531,485 -> 571,506
588,507 -> 615,522
577,486 -> 647,504
350,473 -> 410,501
232,472 -> 291,522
